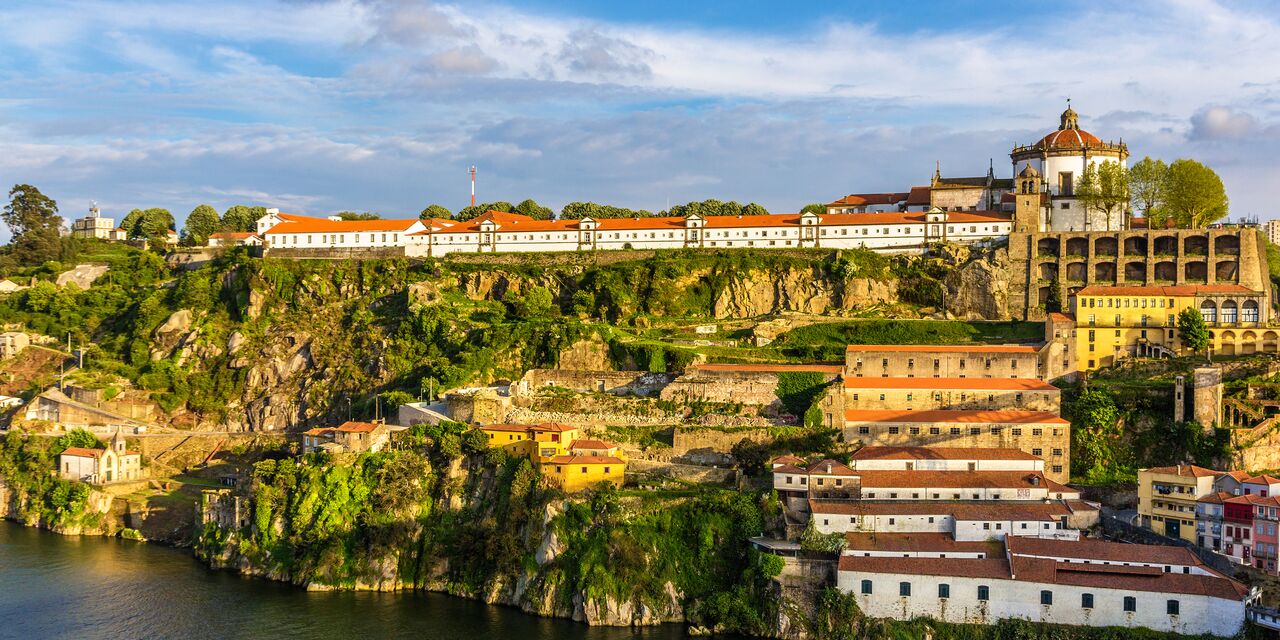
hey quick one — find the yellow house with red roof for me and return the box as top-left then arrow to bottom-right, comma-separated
476,423 -> 625,491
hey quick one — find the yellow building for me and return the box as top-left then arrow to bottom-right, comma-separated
543,454 -> 626,492
476,423 -> 625,492
1072,284 -> 1272,371
1137,465 -> 1222,542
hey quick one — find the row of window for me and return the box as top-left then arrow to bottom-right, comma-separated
860,425 -> 1059,438
861,581 -> 1181,614
850,392 -> 1031,403
855,358 -> 1025,369
278,233 -> 400,245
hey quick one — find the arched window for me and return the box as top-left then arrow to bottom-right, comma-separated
1222,300 -> 1238,324
1200,300 -> 1217,323
1243,300 -> 1259,323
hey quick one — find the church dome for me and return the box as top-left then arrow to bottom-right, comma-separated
1035,127 -> 1104,150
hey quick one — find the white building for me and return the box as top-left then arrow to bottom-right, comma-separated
260,213 -> 426,251
1010,106 -> 1129,232
57,431 -> 143,484
810,499 -> 1096,542
207,232 -> 262,247
70,204 -> 125,241
1265,219 -> 1280,246
837,535 -> 1253,637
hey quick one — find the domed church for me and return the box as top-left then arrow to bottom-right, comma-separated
1009,105 -> 1129,233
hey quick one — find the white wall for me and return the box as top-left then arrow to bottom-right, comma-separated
836,568 -> 1244,636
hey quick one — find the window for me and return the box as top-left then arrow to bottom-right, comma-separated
1167,599 -> 1179,615
977,585 -> 989,601
1041,590 -> 1053,606
858,427 -> 870,435
1033,448 -> 1043,456
938,583 -> 950,599
1123,596 -> 1136,612
899,582 -> 911,597
861,579 -> 873,594
1082,593 -> 1094,609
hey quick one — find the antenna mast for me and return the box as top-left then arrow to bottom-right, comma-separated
469,165 -> 476,207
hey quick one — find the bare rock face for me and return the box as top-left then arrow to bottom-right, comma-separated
55,263 -> 109,289
557,335 -> 612,371
712,267 -> 897,319
943,247 -> 1011,320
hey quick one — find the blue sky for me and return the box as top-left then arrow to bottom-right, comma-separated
0,0 -> 1277,231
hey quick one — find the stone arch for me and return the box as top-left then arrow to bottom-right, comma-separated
1123,236 -> 1147,256
1037,238 -> 1060,258
1200,300 -> 1217,323
1124,261 -> 1147,283
1094,262 -> 1117,282
1184,261 -> 1207,282
1242,330 -> 1258,354
1065,237 -> 1089,257
1038,263 -> 1057,281
1184,236 -> 1208,256
1153,235 -> 1177,256
1220,330 -> 1237,356
1243,300 -> 1260,323
1221,300 -> 1238,324
1215,234 -> 1241,255
1153,261 -> 1176,282
1094,237 -> 1118,256
1065,261 -> 1087,282
1216,259 -> 1238,281
1038,286 -> 1052,307
1263,331 -> 1278,351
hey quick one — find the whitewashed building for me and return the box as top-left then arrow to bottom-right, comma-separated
837,535 -> 1253,637
57,431 -> 143,484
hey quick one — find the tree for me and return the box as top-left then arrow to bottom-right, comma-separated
513,199 -> 553,220
335,211 -> 380,220
560,201 -> 652,220
419,204 -> 451,220
800,203 -> 826,215
1178,306 -> 1211,361
1128,156 -> 1168,225
2,184 -> 62,265
1162,159 -> 1229,229
456,201 -> 513,221
1076,160 -> 1129,230
221,205 -> 266,232
54,428 -> 102,453
121,208 -> 174,240
182,204 -> 221,245
730,438 -> 769,475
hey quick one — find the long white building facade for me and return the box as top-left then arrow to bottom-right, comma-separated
258,207 -> 1011,257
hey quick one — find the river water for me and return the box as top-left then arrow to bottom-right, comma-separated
0,521 -> 688,640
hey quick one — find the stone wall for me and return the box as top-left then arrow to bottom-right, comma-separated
626,458 -> 738,485
513,369 -> 676,398
671,426 -> 774,455
1007,228 -> 1271,321
263,247 -> 406,260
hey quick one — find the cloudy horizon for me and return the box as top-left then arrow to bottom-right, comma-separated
1,0 -> 1277,232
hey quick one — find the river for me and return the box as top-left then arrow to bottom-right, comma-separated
0,521 -> 689,640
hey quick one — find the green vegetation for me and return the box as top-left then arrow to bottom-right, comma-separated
0,432 -> 104,531
1177,307 -> 1210,360
774,371 -> 828,416
1129,156 -> 1229,229
1077,160 -> 1130,231
2,184 -> 62,267
776,319 -> 1042,362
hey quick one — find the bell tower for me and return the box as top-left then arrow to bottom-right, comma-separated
1013,164 -> 1043,233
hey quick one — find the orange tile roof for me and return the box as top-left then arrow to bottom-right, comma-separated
60,447 -> 104,458
845,344 -> 1041,354
905,186 -> 931,205
303,428 -> 335,436
693,363 -> 843,374
336,421 -> 381,433
569,439 -> 615,450
843,377 -> 1057,391
838,555 -> 1012,580
1245,475 -> 1280,485
842,532 -> 997,554
1076,284 -> 1259,296
771,454 -> 807,466
1197,491 -> 1236,504
854,470 -> 1060,491
1006,535 -> 1198,564
547,455 -> 625,465
530,423 -> 577,433
264,215 -> 422,235
827,193 -> 909,207
1143,465 -> 1222,478
1009,554 -> 1249,600
1047,312 -> 1075,323
810,499 -> 1079,521
479,424 -> 530,433
805,459 -> 857,476
850,446 -> 1040,461
842,408 -> 1069,425
209,232 -> 259,240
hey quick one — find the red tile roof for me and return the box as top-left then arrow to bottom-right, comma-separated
569,439 -> 615,450
547,455 -> 625,465
1143,465 -> 1222,478
336,421 -> 381,433
810,499 -> 1079,521
842,532 -> 999,555
1010,554 -> 1248,599
905,186 -> 931,205
530,423 -> 577,433
843,377 -> 1057,391
209,231 -> 259,240
845,344 -> 1041,354
838,554 -> 1012,579
1245,475 -> 1280,485
479,424 -> 530,433
1197,491 -> 1236,504
1005,535 -> 1199,565
692,363 -> 843,374
264,215 -> 422,235
1036,127 -> 1104,149
806,459 -> 857,476
771,454 -> 807,466
843,408 -> 1069,425
60,447 -> 104,458
1076,284 -> 1259,296
854,470 -> 1062,491
850,446 -> 1039,462
827,192 -> 909,207
303,428 -> 335,436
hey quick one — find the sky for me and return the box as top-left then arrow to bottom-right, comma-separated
0,0 -> 1278,233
